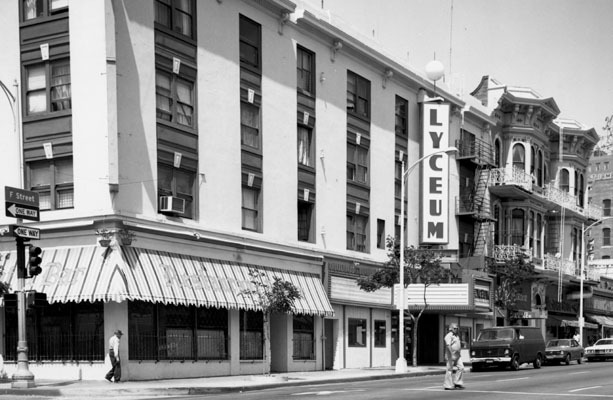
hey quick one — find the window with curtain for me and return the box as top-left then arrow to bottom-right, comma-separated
25,59 -> 71,115
154,0 -> 194,38
242,186 -> 260,232
604,228 -> 611,246
347,213 -> 368,252
297,126 -> 313,167
512,143 -> 525,172
157,163 -> 195,219
347,143 -> 368,184
292,315 -> 314,360
297,46 -> 314,94
346,71 -> 370,119
511,208 -> 524,246
22,0 -> 68,21
155,70 -> 194,128
27,157 -> 73,210
241,102 -> 260,149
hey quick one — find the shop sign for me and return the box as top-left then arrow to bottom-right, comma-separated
474,281 -> 490,307
420,102 -> 450,244
511,309 -> 547,319
330,276 -> 392,305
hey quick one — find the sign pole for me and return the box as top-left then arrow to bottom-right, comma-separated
11,236 -> 34,388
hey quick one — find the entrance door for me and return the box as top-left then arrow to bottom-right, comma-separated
417,314 -> 439,364
324,319 -> 336,370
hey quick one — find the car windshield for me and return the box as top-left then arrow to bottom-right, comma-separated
477,329 -> 515,341
547,339 -> 570,347
595,339 -> 613,346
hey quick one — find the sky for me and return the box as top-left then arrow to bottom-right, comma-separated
304,0 -> 613,141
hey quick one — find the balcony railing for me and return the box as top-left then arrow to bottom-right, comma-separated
489,167 -> 533,192
455,138 -> 495,165
586,203 -> 604,220
492,244 -> 525,261
543,253 -> 577,276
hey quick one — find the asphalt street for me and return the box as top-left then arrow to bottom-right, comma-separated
162,361 -> 613,400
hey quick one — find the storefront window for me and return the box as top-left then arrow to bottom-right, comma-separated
240,310 -> 263,359
348,318 -> 367,347
374,320 -> 386,347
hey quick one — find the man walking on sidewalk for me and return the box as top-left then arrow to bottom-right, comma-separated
105,329 -> 123,383
443,323 -> 464,390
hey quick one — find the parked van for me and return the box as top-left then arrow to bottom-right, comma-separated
470,326 -> 546,372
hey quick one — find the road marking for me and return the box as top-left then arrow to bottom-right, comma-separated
568,371 -> 591,375
292,389 -> 366,396
406,388 -> 613,397
495,376 -> 530,382
570,386 -> 603,393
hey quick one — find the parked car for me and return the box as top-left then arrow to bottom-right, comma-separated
544,339 -> 583,365
585,338 -> 613,362
470,326 -> 545,372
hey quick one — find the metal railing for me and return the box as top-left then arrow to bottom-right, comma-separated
492,244 -> 525,261
4,333 -> 105,362
129,330 -> 228,361
455,138 -> 495,165
489,167 -> 533,192
239,331 -> 263,360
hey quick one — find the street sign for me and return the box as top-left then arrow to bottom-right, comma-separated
5,203 -> 39,221
5,186 -> 40,222
10,225 -> 40,240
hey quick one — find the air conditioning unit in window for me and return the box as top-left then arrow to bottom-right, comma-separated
159,196 -> 185,215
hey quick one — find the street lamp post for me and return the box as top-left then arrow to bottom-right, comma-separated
396,146 -> 458,373
580,216 -> 613,346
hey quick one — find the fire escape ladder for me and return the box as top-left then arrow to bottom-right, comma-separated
471,165 -> 493,256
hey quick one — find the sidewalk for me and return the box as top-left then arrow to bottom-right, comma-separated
0,366 -> 446,397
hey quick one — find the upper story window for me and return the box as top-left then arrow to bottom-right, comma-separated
154,0 -> 195,39
27,157 -> 73,210
512,143 -> 525,171
495,139 -> 501,168
22,0 -> 68,22
241,102 -> 260,150
559,169 -> 570,192
239,15 -> 261,71
347,143 -> 368,184
25,59 -> 71,115
297,126 -> 314,167
395,96 -> 408,136
604,199 -> 611,217
347,71 -> 370,119
155,69 -> 194,128
604,228 -> 611,246
347,213 -> 368,253
297,46 -> 315,95
242,186 -> 261,232
536,150 -> 543,186
158,163 -> 195,219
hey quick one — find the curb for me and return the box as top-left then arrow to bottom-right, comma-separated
0,369 -> 446,397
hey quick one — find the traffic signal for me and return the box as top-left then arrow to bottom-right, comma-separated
28,245 -> 42,277
587,238 -> 595,260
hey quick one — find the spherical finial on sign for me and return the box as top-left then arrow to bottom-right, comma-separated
425,59 -> 445,82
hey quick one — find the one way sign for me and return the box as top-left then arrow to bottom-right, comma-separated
6,203 -> 39,221
5,186 -> 40,222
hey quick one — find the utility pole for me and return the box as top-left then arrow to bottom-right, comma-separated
11,238 -> 34,388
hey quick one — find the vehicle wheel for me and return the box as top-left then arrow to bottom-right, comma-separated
578,354 -> 583,364
510,355 -> 520,371
565,354 -> 571,365
533,354 -> 542,369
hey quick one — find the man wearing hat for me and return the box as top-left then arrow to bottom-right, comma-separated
443,323 -> 464,390
105,329 -> 123,383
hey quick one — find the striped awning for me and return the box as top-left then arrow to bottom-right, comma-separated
0,246 -> 334,317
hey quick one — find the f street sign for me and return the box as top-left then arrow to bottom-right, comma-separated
5,186 -> 40,221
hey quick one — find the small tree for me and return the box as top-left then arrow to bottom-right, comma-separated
487,253 -> 535,324
240,268 -> 301,374
357,236 -> 446,367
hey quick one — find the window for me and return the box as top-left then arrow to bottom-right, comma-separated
347,213 -> 368,252
297,126 -> 314,167
27,157 -> 73,210
240,310 -> 263,360
604,199 -> 611,217
293,315 -> 314,360
154,0 -> 194,38
511,208 -> 524,246
25,59 -> 71,115
495,139 -> 501,168
241,102 -> 260,150
348,318 -> 367,347
536,150 -> 543,186
395,96 -> 408,136
158,163 -> 195,219
578,174 -> 584,207
239,15 -> 261,70
242,186 -> 261,232
559,169 -> 570,192
22,0 -> 68,21
347,143 -> 368,184
374,320 -> 386,347
394,160 -> 402,198
536,214 -> 542,258
128,301 -> 228,361
297,46 -> 315,94
604,228 -> 611,246
512,143 -> 525,171
156,70 -> 194,128
298,200 -> 314,242
376,219 -> 385,249
346,71 -> 370,119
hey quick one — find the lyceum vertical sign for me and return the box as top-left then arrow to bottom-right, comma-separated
421,103 -> 450,244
